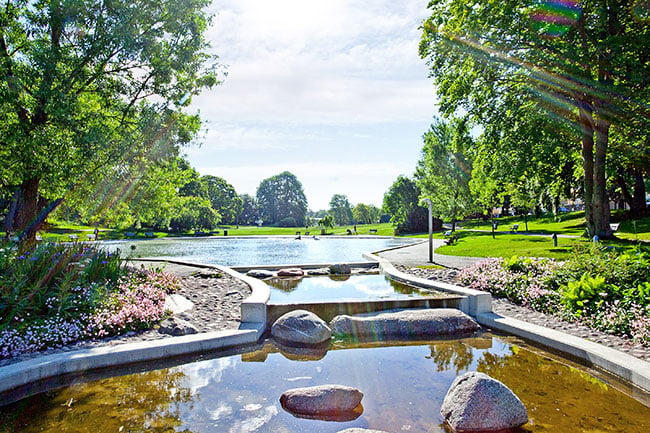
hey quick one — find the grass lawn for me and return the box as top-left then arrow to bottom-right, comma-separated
435,231 -> 582,260
460,211 -> 587,235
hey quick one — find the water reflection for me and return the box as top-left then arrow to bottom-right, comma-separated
1,333 -> 648,433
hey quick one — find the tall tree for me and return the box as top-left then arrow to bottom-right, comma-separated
416,117 -> 477,230
0,0 -> 219,243
419,0 -> 650,238
256,171 -> 308,226
329,194 -> 354,226
202,176 -> 243,225
238,194 -> 259,226
383,176 -> 429,233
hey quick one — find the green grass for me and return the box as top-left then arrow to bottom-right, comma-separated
460,211 -> 587,235
435,231 -> 582,259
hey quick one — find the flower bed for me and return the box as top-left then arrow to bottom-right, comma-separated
0,242 -> 179,358
458,245 -> 650,346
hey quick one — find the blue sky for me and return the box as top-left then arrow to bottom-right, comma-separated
185,0 -> 438,211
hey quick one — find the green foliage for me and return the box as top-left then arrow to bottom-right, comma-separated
1,0 -> 220,240
202,176 -> 243,225
383,176 -> 428,233
561,273 -> 607,317
329,194 -> 354,225
277,217 -> 297,227
0,242 -> 128,331
256,172 -> 308,226
353,203 -> 381,224
319,215 -> 335,230
416,117 -> 478,224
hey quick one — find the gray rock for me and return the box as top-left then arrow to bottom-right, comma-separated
306,268 -> 330,276
329,263 -> 352,274
330,308 -> 479,338
158,317 -> 198,336
280,385 -> 363,417
440,371 -> 528,432
277,267 -> 305,277
337,429 -> 391,433
246,269 -> 275,278
272,310 -> 332,345
164,294 -> 194,315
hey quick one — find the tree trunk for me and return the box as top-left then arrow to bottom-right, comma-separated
578,100 -> 595,237
632,171 -> 646,211
593,114 -> 612,238
11,177 -> 63,246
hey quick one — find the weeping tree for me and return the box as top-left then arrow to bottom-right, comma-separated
0,0 -> 220,244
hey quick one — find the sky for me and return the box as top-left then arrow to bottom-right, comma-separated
185,0 -> 439,211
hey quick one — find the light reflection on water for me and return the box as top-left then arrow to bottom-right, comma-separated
267,274 -> 443,303
103,237 -> 416,266
2,333 -> 648,433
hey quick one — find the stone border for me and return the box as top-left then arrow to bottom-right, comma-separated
0,260 -> 269,398
2,251 -> 649,404
366,248 -> 650,395
364,251 -> 492,316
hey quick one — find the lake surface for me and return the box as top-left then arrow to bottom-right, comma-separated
103,237 -> 416,266
267,274 -> 444,303
1,333 -> 648,432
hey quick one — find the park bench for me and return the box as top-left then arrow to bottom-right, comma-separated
86,234 -> 96,241
443,230 -> 453,237
68,234 -> 79,241
609,223 -> 620,232
369,229 -> 378,234
509,224 -> 519,232
125,232 -> 136,238
144,232 -> 155,238
304,231 -> 310,235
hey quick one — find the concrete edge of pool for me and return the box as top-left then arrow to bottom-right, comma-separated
1,256 -> 649,403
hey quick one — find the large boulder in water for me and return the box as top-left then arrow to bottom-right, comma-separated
330,308 -> 479,338
271,310 -> 332,345
280,385 -> 363,420
277,267 -> 304,277
440,371 -> 528,432
329,263 -> 352,274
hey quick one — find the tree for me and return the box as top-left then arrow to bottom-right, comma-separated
202,176 -> 243,225
353,203 -> 381,224
416,117 -> 477,230
238,194 -> 259,225
329,194 -> 354,226
169,196 -> 220,232
256,171 -> 308,226
419,0 -> 650,238
1,0 -> 219,243
382,176 -> 430,233
318,214 -> 335,234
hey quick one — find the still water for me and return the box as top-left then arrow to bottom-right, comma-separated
103,237 -> 416,266
1,333 -> 648,432
267,274 -> 444,303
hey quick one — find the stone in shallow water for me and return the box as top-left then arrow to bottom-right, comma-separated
280,384 -> 363,421
440,371 -> 528,432
271,310 -> 332,345
329,263 -> 352,274
246,269 -> 275,278
277,267 -> 305,277
330,308 -> 480,338
337,429 -> 391,433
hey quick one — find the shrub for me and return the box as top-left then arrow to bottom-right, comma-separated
458,246 -> 650,346
0,242 -> 180,359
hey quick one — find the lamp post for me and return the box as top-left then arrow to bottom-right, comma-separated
422,198 -> 433,263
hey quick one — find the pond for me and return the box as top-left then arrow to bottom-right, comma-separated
103,237 -> 416,266
1,333 -> 648,432
266,274 -> 444,303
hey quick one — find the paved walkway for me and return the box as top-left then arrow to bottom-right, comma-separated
377,239 -> 485,269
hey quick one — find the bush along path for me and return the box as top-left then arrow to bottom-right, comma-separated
401,243 -> 649,357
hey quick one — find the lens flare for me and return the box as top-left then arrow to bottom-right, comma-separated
529,0 -> 582,37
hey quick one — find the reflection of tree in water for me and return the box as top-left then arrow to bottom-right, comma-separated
389,279 -> 431,296
265,276 -> 303,292
1,369 -> 195,433
425,340 -> 475,374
